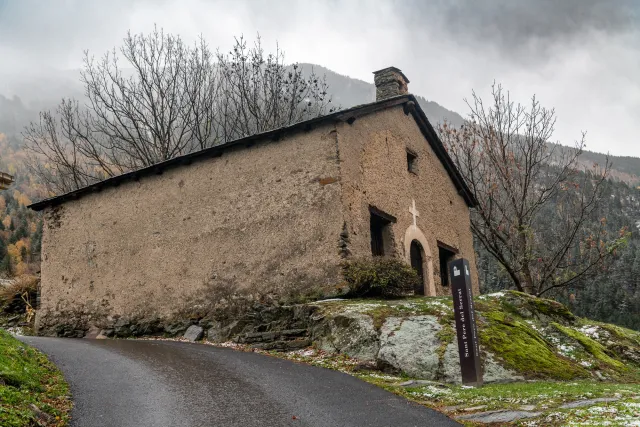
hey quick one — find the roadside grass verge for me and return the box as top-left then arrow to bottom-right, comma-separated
0,329 -> 71,426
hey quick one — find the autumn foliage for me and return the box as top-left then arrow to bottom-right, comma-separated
0,133 -> 46,278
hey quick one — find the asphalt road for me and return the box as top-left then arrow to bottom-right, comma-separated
20,337 -> 460,427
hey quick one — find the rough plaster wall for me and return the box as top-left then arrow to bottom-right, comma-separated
336,106 -> 479,296
38,123 -> 344,324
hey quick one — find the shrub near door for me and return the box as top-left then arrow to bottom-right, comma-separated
342,258 -> 420,298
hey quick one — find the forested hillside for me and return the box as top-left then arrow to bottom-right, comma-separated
0,64 -> 639,330
478,176 -> 640,330
0,133 -> 47,277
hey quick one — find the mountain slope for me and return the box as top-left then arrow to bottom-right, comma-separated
302,64 -> 466,127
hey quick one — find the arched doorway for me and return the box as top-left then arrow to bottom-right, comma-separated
410,240 -> 425,295
404,226 -> 435,296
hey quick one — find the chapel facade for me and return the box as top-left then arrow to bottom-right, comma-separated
30,67 -> 479,334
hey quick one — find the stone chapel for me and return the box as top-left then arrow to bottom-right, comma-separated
29,67 -> 479,334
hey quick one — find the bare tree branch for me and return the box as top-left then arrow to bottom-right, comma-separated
24,28 -> 335,194
438,83 -> 627,295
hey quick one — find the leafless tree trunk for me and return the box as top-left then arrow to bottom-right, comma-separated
438,83 -> 628,296
24,28 -> 334,195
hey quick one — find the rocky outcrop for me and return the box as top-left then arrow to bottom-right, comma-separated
377,316 -> 441,378
183,325 -> 204,342
311,309 -> 523,383
314,313 -> 379,361
306,292 -> 640,383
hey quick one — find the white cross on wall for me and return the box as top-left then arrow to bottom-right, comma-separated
409,199 -> 420,229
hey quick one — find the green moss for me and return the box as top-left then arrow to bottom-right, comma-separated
485,290 -> 575,323
436,319 -> 455,369
597,322 -> 640,347
315,291 -> 640,383
530,297 -> 574,319
554,323 -> 626,370
0,329 -> 72,426
366,306 -> 397,331
481,311 -> 588,380
317,296 -> 451,322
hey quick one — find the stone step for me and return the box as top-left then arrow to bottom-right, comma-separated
237,329 -> 309,344
251,338 -> 312,351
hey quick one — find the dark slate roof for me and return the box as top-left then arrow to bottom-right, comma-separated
28,95 -> 477,211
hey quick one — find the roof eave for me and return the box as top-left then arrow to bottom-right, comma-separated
405,96 -> 478,208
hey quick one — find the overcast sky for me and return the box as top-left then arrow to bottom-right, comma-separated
0,0 -> 638,156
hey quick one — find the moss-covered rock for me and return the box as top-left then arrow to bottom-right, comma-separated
309,291 -> 640,383
480,311 -> 588,380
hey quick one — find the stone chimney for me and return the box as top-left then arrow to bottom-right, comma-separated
373,67 -> 410,101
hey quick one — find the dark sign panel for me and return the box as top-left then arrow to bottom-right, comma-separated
449,258 -> 483,386
0,172 -> 13,190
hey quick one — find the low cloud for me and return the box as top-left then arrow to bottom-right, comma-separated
0,0 -> 637,155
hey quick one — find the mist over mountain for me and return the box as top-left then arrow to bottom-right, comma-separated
301,64 -> 466,128
0,64 -> 638,185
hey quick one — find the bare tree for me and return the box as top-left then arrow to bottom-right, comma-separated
24,28 -> 334,194
214,36 -> 332,141
438,83 -> 628,296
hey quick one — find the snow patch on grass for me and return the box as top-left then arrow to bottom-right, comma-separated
409,385 -> 453,399
579,325 -> 602,339
477,291 -> 506,299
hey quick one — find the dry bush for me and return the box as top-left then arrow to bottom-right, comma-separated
0,275 -> 39,314
342,258 -> 419,299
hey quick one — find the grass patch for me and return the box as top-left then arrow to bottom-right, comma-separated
480,311 -> 588,380
595,321 -> 640,348
347,374 -> 640,426
535,398 -> 640,426
402,380 -> 640,410
316,296 -> 452,318
554,323 -> 626,370
0,329 -> 71,426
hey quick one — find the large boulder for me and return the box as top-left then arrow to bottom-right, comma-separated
314,312 -> 379,361
377,316 -> 442,379
441,343 -> 522,384
183,325 -> 204,342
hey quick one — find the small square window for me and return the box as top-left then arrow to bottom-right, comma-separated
407,150 -> 418,174
369,206 -> 396,257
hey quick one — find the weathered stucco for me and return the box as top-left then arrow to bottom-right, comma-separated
37,122 -> 346,333
35,100 -> 478,335
336,105 -> 479,296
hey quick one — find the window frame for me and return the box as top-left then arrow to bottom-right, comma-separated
406,149 -> 418,174
369,206 -> 397,257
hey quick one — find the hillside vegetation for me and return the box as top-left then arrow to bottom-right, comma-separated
478,174 -> 640,331
0,330 -> 71,426
0,133 -> 46,278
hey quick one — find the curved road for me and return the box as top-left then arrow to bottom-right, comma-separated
21,337 -> 459,427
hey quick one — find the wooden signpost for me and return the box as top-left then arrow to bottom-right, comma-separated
0,172 -> 14,190
449,258 -> 483,386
